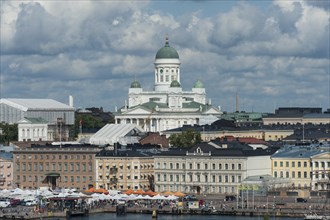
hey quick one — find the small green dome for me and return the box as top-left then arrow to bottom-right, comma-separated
170,80 -> 181,87
193,80 -> 204,88
130,80 -> 141,88
155,36 -> 179,59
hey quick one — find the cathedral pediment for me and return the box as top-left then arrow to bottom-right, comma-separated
203,106 -> 222,114
123,106 -> 154,115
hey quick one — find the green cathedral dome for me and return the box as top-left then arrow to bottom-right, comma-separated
155,36 -> 179,59
193,80 -> 204,88
130,80 -> 141,88
170,80 -> 181,87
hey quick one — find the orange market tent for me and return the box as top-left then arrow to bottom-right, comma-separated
94,188 -> 109,194
174,191 -> 186,197
143,190 -> 158,196
84,188 -> 95,193
124,189 -> 134,195
133,189 -> 145,195
162,191 -> 174,196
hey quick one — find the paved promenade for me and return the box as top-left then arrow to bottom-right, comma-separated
0,194 -> 328,219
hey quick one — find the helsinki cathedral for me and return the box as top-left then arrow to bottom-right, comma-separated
114,36 -> 222,132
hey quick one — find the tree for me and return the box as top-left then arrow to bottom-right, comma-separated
169,129 -> 201,148
0,123 -> 18,144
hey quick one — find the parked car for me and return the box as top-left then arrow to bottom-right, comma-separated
296,198 -> 307,203
183,195 -> 197,201
10,199 -> 22,207
23,200 -> 38,206
0,200 -> 10,208
201,206 -> 217,214
225,195 -> 236,201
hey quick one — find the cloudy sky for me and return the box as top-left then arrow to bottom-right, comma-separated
1,0 -> 329,113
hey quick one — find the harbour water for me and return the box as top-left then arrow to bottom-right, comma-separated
67,213 -> 298,220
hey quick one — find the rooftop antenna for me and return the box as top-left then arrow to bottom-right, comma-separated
236,90 -> 239,112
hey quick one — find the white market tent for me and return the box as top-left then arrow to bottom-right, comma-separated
89,124 -> 144,145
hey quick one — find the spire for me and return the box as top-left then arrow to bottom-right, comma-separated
165,34 -> 169,46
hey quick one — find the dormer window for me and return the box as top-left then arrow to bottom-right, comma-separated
196,147 -> 202,154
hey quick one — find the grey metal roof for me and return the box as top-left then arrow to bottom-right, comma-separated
271,143 -> 330,158
0,98 -> 74,111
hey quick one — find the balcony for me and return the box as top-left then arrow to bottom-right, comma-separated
110,167 -> 118,174
110,177 -> 118,184
0,177 -> 5,183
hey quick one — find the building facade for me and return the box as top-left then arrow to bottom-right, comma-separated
96,149 -> 154,191
0,156 -> 13,189
12,143 -> 100,190
114,36 -> 222,132
271,143 -> 330,196
153,143 -> 274,194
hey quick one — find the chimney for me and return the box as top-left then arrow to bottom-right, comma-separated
69,95 -> 74,107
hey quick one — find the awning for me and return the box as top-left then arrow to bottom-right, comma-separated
45,172 -> 60,177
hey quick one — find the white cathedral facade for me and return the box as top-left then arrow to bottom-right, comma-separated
114,37 -> 222,132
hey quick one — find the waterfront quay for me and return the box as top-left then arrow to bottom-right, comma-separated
0,194 -> 328,219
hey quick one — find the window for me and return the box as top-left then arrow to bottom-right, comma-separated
286,171 -> 289,178
212,175 -> 216,182
70,176 -> 74,182
298,161 -> 301,167
176,163 -> 179,169
219,164 -> 222,169
76,163 -> 80,172
82,164 -> 86,172
197,164 -> 200,169
182,175 -> 185,182
205,175 -> 208,182
231,175 -> 235,182
170,175 -> 173,182
176,175 -> 179,182
298,171 -> 301,178
58,163 -> 62,171
197,175 -> 200,182
238,164 -> 242,170
27,163 -> 31,171
70,163 -> 74,172
189,175 -> 192,182
182,163 -> 185,169
225,175 -> 228,182
170,163 -> 173,169
39,163 -> 43,171
205,163 -> 208,170
280,162 -> 283,167
163,174 -> 167,181
292,171 -> 295,178
231,164 -> 235,170
274,161 -> 277,167
212,164 -> 216,170
304,162 -> 307,167
238,175 -> 241,183
219,175 -> 222,182
286,161 -> 289,167
189,163 -> 192,169
157,174 -> 160,181
280,171 -> 283,178
304,172 -> 307,178
52,163 -> 56,171
225,164 -> 228,170
163,163 -> 166,169
292,161 -> 295,167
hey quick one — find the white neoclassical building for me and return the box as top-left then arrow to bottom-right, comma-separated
114,36 -> 222,132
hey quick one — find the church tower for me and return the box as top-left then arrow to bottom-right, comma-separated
154,35 -> 181,92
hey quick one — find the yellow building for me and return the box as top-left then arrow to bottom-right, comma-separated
95,149 -> 154,191
271,143 -> 329,197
